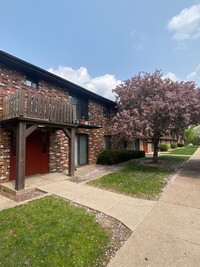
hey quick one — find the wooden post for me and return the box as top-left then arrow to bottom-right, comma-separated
68,128 -> 75,176
15,122 -> 26,190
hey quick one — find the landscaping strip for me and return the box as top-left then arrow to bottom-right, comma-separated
88,156 -> 189,200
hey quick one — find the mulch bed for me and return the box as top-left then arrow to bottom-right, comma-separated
62,198 -> 132,266
0,188 -> 46,202
136,158 -> 185,171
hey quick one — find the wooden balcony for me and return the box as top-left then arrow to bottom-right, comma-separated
1,91 -> 75,125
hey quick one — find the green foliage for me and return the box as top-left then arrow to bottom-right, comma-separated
97,149 -> 145,165
159,144 -> 169,151
184,126 -> 200,145
171,144 -> 177,149
89,161 -> 173,199
0,196 -> 110,267
177,143 -> 185,147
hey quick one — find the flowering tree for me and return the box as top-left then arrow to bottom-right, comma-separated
112,70 -> 200,163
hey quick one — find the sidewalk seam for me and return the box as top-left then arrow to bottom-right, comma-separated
160,199 -> 200,210
146,227 -> 200,246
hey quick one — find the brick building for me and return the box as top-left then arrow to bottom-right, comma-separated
0,51 -> 115,190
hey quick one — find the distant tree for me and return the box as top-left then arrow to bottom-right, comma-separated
112,70 -> 200,163
184,126 -> 197,145
185,125 -> 200,145
193,125 -> 200,144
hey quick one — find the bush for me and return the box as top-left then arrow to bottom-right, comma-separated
177,143 -> 185,147
171,144 -> 177,149
159,144 -> 169,151
96,149 -> 145,165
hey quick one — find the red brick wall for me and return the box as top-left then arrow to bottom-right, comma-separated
0,62 -> 70,180
0,63 -> 68,97
49,130 -> 68,172
76,100 -> 113,164
0,126 -> 10,181
0,62 -> 116,180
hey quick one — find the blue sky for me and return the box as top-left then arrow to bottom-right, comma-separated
1,0 -> 200,99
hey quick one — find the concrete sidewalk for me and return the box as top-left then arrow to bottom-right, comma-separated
38,180 -> 156,231
0,195 -> 16,211
108,148 -> 200,267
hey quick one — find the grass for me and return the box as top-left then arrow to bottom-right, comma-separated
88,160 -> 173,199
0,196 -> 110,267
169,146 -> 198,155
158,155 -> 190,162
89,155 -> 190,199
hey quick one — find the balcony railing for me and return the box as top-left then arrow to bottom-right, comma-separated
2,91 -> 75,124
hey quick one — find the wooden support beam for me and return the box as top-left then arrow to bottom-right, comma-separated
68,128 -> 75,176
15,122 -> 26,190
25,124 -> 38,138
62,128 -> 71,139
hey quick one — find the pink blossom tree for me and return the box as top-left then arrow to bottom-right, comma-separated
112,70 -> 200,163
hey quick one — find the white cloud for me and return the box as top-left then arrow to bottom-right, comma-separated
187,65 -> 200,81
167,4 -> 200,40
48,66 -> 121,100
163,72 -> 179,81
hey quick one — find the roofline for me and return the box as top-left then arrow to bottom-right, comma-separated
0,50 -> 116,106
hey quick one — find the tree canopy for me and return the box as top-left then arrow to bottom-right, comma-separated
112,70 -> 200,162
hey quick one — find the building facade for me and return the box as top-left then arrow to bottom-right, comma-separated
0,51 -> 115,189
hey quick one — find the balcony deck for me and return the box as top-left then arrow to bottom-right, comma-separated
1,91 -> 75,126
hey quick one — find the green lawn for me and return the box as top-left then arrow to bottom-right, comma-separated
158,155 -> 190,162
88,161 -> 173,199
170,146 -> 198,155
88,155 -> 190,199
0,196 -> 110,267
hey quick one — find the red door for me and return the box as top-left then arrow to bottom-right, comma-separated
143,142 -> 148,153
10,130 -> 49,180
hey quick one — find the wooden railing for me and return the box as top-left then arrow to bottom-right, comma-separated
2,91 -> 75,124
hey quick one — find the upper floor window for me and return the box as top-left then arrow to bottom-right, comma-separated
25,77 -> 38,89
103,107 -> 110,118
69,95 -> 88,121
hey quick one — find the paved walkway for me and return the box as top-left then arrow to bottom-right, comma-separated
0,195 -> 16,211
38,179 -> 155,231
108,148 -> 200,267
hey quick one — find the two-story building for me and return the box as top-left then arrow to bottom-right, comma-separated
0,51 -> 115,190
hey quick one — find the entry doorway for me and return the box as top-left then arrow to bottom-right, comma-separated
75,134 -> 88,166
143,142 -> 148,153
10,129 -> 49,180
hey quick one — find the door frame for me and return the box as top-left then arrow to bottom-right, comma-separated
75,134 -> 89,166
10,128 -> 50,180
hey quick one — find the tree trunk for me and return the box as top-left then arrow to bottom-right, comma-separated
153,139 -> 159,163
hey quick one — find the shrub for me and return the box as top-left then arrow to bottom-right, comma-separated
159,144 -> 168,151
96,149 -> 145,165
177,143 -> 185,147
171,144 -> 177,149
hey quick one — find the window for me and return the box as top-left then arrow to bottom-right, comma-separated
123,140 -> 128,149
69,95 -> 88,121
103,107 -> 110,118
133,139 -> 140,151
25,77 -> 38,88
104,136 -> 111,149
